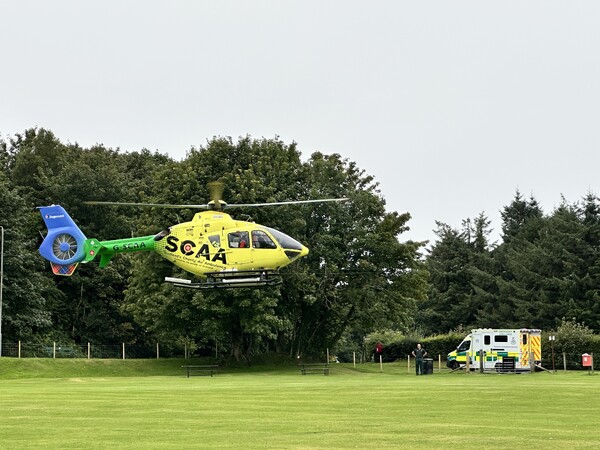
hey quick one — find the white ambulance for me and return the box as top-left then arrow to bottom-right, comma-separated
446,329 -> 542,372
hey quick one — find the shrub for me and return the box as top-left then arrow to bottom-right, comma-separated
541,320 -> 596,370
380,331 -> 465,362
422,332 -> 465,359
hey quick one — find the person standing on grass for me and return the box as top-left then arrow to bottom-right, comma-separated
374,342 -> 383,363
412,343 -> 427,375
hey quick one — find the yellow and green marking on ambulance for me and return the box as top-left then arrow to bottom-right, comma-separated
447,329 -> 541,372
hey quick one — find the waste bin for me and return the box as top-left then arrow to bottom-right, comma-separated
423,358 -> 434,375
582,353 -> 592,367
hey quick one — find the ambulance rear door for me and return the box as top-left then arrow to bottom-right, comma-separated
519,330 -> 541,370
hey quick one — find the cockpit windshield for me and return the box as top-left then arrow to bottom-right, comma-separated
262,227 -> 303,250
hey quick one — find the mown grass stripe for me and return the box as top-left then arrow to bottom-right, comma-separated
0,359 -> 598,449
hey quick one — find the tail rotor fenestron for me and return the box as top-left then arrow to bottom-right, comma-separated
38,205 -> 88,276
52,233 -> 78,260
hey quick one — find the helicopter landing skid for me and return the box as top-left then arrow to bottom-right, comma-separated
164,270 -> 282,289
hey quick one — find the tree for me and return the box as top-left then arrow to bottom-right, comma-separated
577,193 -> 600,330
124,136 -> 310,360
124,138 -> 428,360
3,129 -> 173,345
474,193 -> 548,329
284,152 -> 428,356
0,171 -> 59,340
500,190 -> 543,243
7,128 -> 73,206
418,222 -> 477,334
553,318 -> 594,359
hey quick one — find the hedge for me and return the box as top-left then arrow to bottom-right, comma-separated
378,332 -> 464,362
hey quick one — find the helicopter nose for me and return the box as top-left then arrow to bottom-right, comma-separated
283,244 -> 309,261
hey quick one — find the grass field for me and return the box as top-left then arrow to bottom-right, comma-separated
0,359 -> 598,449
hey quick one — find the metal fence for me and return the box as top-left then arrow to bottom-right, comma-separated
0,342 -> 176,359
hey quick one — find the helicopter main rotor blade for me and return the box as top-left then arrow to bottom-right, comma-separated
84,201 -> 211,209
84,198 -> 349,209
227,198 -> 349,208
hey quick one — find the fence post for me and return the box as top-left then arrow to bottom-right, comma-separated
18,340 -> 21,358
563,352 -> 567,371
379,354 -> 383,372
53,342 -> 56,359
122,343 -> 125,360
353,351 -> 356,368
156,342 -> 160,359
438,354 -> 441,372
479,349 -> 484,373
465,352 -> 470,372
529,351 -> 535,372
407,355 -> 410,373
87,343 -> 91,360
592,352 -> 594,374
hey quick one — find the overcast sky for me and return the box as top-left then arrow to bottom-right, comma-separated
2,1 -> 599,245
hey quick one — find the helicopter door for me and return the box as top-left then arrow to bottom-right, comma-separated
227,231 -> 253,264
251,230 -> 277,249
250,230 -> 278,266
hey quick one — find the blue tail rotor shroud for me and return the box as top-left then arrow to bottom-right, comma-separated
38,205 -> 87,272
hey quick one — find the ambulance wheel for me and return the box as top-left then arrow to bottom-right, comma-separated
448,360 -> 459,370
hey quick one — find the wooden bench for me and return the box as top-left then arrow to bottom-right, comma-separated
182,365 -> 219,377
299,363 -> 329,375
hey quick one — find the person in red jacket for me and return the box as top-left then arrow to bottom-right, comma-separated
375,342 -> 383,362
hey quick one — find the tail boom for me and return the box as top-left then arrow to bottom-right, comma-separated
39,205 -> 155,275
83,235 -> 156,267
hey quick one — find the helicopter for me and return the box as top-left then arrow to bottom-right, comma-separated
38,186 -> 347,289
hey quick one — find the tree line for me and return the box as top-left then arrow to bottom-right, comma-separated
419,192 -> 600,335
1,128 -> 598,361
0,128 -> 426,360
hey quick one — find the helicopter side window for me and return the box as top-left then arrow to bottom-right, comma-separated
251,230 -> 277,249
208,235 -> 221,248
262,226 -> 303,250
228,231 -> 249,249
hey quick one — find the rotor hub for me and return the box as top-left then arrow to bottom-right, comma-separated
207,199 -> 228,210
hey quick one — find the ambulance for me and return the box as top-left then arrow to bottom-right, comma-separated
446,329 -> 541,372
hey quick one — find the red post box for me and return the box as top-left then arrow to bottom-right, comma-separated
582,353 -> 592,367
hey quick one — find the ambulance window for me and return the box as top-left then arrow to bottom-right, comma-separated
522,335 -> 527,345
484,335 -> 491,345
457,340 -> 470,352
495,335 -> 508,343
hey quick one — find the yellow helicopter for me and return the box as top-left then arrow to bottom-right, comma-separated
38,185 -> 347,288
